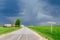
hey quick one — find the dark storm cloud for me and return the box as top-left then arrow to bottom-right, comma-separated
0,0 -> 24,17
49,0 -> 60,5
0,0 -> 60,25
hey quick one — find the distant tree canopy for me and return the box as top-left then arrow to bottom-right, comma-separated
15,19 -> 21,27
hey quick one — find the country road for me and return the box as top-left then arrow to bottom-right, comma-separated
0,26 -> 47,40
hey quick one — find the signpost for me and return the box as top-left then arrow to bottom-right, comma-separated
48,22 -> 56,33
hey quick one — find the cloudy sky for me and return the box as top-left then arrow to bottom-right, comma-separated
0,0 -> 60,26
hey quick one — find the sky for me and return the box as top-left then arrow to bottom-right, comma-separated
0,0 -> 60,26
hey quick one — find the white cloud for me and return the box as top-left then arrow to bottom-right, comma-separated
37,12 -> 53,20
40,21 -> 56,25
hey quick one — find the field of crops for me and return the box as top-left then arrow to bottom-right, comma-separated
0,27 -> 20,35
28,26 -> 60,40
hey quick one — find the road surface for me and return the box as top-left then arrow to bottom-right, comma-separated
0,26 -> 47,40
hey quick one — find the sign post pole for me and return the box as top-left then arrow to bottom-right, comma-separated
51,24 -> 52,33
48,22 -> 56,33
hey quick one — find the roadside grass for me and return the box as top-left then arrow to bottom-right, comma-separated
0,27 -> 20,35
28,26 -> 60,40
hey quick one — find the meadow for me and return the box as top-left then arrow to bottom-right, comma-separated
28,26 -> 60,40
0,27 -> 20,35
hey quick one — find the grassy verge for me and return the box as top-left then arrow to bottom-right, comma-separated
0,27 -> 20,35
28,26 -> 60,40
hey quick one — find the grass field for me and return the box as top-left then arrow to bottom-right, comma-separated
28,26 -> 60,40
0,27 -> 20,35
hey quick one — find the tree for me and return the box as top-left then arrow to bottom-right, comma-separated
15,19 -> 21,27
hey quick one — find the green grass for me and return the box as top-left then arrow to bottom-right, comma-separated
28,26 -> 60,40
0,27 -> 20,35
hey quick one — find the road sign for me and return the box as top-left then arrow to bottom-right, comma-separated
47,22 -> 56,33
